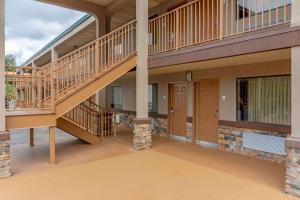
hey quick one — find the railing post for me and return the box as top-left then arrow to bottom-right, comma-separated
95,39 -> 100,75
31,63 -> 37,109
50,63 -> 55,111
101,111 -> 104,143
113,113 -> 117,138
37,73 -> 42,109
176,9 -> 180,50
219,0 -> 224,40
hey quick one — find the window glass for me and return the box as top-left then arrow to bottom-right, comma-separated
148,84 -> 158,113
237,0 -> 291,18
111,86 -> 122,109
237,75 -> 291,125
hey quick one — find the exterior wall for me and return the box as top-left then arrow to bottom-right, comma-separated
102,58 -> 291,162
108,59 -> 290,120
117,112 -> 168,137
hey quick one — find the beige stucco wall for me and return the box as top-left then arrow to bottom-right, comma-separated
106,59 -> 290,122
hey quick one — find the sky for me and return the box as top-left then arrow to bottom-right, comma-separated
5,0 -> 85,65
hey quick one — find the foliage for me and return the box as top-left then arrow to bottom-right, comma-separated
5,54 -> 17,101
5,54 -> 17,67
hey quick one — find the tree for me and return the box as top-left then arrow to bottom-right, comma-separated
5,54 -> 17,67
5,54 -> 17,101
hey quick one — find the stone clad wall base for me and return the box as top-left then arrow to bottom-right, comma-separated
285,138 -> 300,197
133,120 -> 152,151
219,126 -> 287,163
0,131 -> 11,178
117,113 -> 168,137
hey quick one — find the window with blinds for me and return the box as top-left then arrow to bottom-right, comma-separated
237,75 -> 291,125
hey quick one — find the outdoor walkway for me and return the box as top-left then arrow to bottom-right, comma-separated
0,128 -> 295,200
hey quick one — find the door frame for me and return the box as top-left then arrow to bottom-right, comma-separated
192,78 -> 220,144
168,81 -> 188,138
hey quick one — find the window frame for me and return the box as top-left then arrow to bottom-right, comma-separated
236,0 -> 292,20
148,83 -> 158,113
236,74 -> 291,125
111,86 -> 123,110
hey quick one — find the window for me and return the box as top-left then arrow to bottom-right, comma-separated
237,0 -> 291,19
111,86 -> 122,109
148,84 -> 158,113
237,75 -> 291,125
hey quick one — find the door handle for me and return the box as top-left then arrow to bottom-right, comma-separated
215,109 -> 219,118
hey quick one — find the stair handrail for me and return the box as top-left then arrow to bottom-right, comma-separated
63,99 -> 117,139
5,20 -> 137,111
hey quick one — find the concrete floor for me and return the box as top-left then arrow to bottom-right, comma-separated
0,128 -> 295,200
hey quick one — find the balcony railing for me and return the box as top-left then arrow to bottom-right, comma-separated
148,0 -> 291,55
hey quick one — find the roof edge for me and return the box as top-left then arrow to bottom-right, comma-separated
22,13 -> 92,66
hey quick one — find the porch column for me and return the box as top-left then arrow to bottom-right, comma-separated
49,127 -> 56,164
285,1 -> 300,197
94,11 -> 106,38
133,0 -> 151,150
0,0 -> 11,179
49,48 -> 57,164
29,128 -> 34,146
51,48 -> 58,61
95,13 -> 107,107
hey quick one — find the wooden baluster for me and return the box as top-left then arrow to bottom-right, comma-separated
220,0 -> 224,40
101,110 -> 104,143
114,113 -> 117,138
176,9 -> 180,50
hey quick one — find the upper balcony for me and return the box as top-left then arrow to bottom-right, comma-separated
31,0 -> 295,68
148,0 -> 292,55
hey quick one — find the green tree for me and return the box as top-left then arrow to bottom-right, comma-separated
5,54 -> 17,101
5,54 -> 17,67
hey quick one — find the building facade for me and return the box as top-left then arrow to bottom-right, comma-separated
2,0 -> 300,197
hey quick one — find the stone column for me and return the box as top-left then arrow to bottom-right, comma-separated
0,131 -> 11,178
0,0 -> 10,179
133,0 -> 151,150
285,1 -> 300,197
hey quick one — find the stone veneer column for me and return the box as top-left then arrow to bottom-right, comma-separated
0,131 -> 11,178
0,0 -> 10,178
133,119 -> 152,150
133,0 -> 151,150
285,1 -> 300,197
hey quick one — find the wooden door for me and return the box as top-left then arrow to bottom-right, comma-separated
195,79 -> 219,143
170,83 -> 187,137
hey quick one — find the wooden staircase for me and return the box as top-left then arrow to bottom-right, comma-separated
57,99 -> 116,144
5,20 -> 137,132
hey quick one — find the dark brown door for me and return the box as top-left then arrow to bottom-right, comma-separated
195,79 -> 219,143
170,83 -> 187,137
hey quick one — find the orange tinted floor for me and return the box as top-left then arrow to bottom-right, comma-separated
0,128 -> 295,200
